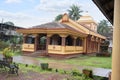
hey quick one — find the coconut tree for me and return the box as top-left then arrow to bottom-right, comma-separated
68,4 -> 83,21
55,14 -> 63,21
97,20 -> 110,36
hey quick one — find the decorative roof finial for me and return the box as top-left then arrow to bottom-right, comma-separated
62,13 -> 69,22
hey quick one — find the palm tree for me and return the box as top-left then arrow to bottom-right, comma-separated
97,20 -> 110,36
68,4 -> 83,21
55,14 -> 63,21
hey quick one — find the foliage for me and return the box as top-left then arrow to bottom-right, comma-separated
97,20 -> 110,36
4,21 -> 14,26
10,35 -> 23,44
55,14 -> 63,21
9,63 -> 104,80
0,40 -> 9,50
71,69 -> 81,76
82,68 -> 93,78
2,47 -> 14,58
40,63 -> 49,70
68,4 -> 83,21
54,4 -> 83,21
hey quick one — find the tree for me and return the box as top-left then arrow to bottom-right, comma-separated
68,4 -> 83,21
55,14 -> 63,21
4,21 -> 14,26
97,20 -> 110,36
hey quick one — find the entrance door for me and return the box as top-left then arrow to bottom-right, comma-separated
37,34 -> 46,50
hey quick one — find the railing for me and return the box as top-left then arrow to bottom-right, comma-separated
22,44 -> 35,52
48,45 -> 83,54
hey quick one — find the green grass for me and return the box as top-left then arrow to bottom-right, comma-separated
18,63 -> 53,73
37,55 -> 112,69
16,63 -> 93,80
63,56 -> 112,68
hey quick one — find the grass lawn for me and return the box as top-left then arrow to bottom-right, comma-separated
37,55 -> 112,69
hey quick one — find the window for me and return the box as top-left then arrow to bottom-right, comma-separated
66,35 -> 73,46
25,36 -> 35,44
76,38 -> 82,46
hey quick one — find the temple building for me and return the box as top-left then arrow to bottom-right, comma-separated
16,13 -> 106,57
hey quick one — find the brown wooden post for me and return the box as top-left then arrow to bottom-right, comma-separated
83,38 -> 87,53
46,34 -> 51,55
73,37 -> 77,46
34,34 -> 38,51
86,36 -> 90,53
60,34 -> 67,54
62,37 -> 66,46
23,34 -> 27,43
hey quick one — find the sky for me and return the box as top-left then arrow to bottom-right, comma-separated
0,0 -> 107,28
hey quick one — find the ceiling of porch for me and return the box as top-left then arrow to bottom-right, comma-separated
92,0 -> 114,24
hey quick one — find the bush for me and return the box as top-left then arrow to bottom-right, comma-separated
71,69 -> 81,76
2,47 -> 14,58
40,63 -> 49,70
0,40 -> 9,50
82,68 -> 93,78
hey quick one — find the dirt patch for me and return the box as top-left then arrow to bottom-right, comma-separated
0,70 -> 70,80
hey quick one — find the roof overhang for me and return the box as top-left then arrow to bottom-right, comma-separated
92,0 -> 114,24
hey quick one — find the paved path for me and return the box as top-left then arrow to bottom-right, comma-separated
0,54 -> 111,77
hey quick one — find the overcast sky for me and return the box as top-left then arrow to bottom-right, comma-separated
0,0 -> 107,28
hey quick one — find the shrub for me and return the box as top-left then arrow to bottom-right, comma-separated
71,69 -> 81,76
2,47 -> 14,58
40,63 -> 49,70
0,40 -> 9,50
82,68 -> 93,78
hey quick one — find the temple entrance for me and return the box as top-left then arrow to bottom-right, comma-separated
37,34 -> 47,50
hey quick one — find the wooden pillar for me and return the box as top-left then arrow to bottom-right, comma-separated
83,38 -> 87,53
60,34 -> 67,53
34,34 -> 38,51
98,42 -> 100,53
73,37 -> 77,46
62,37 -> 66,46
87,36 -> 90,53
46,35 -> 51,55
23,34 -> 27,43
112,0 -> 120,80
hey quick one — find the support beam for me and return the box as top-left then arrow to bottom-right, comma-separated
111,0 -> 120,80
73,37 -> 77,46
23,34 -> 27,43
62,37 -> 66,46
34,34 -> 38,51
83,38 -> 87,53
46,35 -> 50,55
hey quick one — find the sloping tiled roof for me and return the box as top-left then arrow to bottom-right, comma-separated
32,22 -> 66,29
31,22 -> 86,34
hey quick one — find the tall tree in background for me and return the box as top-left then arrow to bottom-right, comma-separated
68,4 -> 83,21
97,20 -> 110,36
4,21 -> 14,26
55,14 -> 63,21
